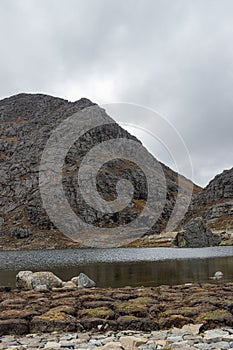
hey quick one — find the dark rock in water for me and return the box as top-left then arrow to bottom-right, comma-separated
209,271 -> 224,280
174,217 -> 221,248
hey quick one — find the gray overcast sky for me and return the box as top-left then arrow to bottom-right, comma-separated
0,0 -> 233,187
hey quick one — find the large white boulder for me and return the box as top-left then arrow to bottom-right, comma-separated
16,271 -> 63,290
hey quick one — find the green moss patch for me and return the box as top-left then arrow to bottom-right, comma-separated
79,307 -> 114,319
197,309 -> 233,323
116,300 -> 147,317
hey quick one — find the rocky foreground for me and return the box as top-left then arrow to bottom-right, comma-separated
1,327 -> 233,349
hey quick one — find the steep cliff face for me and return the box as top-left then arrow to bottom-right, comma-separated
0,93 -> 198,249
186,168 -> 233,242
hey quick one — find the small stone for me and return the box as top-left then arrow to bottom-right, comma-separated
167,335 -> 184,342
77,333 -> 91,341
60,340 -> 76,348
196,344 -> 219,349
34,284 -> 49,292
214,271 -> 224,279
151,330 -> 168,340
211,341 -> 230,349
61,281 -> 77,290
183,334 -> 203,342
139,343 -> 157,350
155,339 -> 170,346
99,342 -> 123,350
120,336 -> 147,350
101,336 -> 116,345
44,341 -> 61,348
89,339 -> 103,346
171,344 -> 197,350
204,329 -> 230,341
181,323 -> 203,335
60,334 -> 76,341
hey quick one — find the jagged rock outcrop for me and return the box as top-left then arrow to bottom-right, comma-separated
174,217 -> 221,248
0,93 -> 199,249
185,168 -> 233,243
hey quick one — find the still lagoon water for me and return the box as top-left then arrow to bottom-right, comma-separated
0,246 -> 232,288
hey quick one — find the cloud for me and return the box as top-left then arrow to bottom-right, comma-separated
0,0 -> 233,186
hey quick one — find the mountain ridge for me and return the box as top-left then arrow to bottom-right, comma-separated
0,93 -> 231,249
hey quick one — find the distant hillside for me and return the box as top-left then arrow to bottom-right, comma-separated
0,93 -> 199,249
185,167 -> 233,243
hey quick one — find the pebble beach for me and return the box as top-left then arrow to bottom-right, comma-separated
0,327 -> 233,349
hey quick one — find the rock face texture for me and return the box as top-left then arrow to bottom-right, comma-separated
174,217 -> 221,248
0,93 -> 199,249
185,168 -> 233,243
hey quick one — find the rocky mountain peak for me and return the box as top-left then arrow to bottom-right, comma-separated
0,93 -> 199,249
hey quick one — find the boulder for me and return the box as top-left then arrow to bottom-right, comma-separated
174,217 -> 221,248
119,336 -> 147,350
16,271 -> 62,290
214,271 -> 223,279
16,271 -> 33,289
180,323 -> 203,335
71,273 -> 96,288
99,342 -> 123,350
209,271 -> 224,280
62,281 -> 77,290
30,272 -> 63,290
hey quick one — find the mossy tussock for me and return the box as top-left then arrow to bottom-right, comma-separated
0,282 -> 232,335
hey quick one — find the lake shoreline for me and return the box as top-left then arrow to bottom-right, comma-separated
0,239 -> 232,252
0,246 -> 232,288
0,282 -> 232,337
